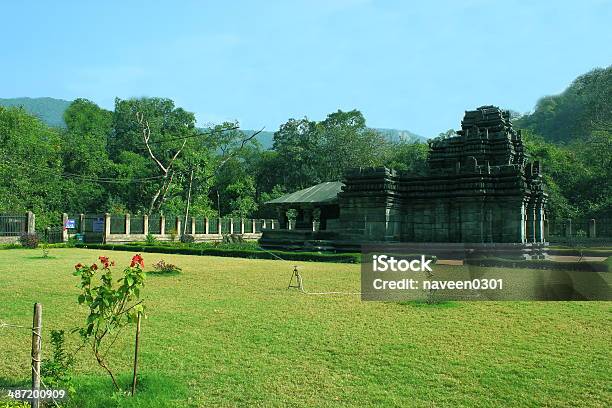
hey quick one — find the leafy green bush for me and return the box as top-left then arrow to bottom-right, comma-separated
180,234 -> 194,244
145,233 -> 158,245
41,329 -> 75,394
0,243 -> 22,250
66,235 -> 79,248
168,228 -> 177,242
222,234 -> 244,244
19,233 -> 39,248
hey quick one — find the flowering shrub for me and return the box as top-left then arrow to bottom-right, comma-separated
73,254 -> 146,390
152,259 -> 182,274
19,233 -> 39,248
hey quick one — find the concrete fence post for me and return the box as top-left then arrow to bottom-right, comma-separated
229,218 -> 234,234
143,215 -> 149,236
62,213 -> 69,242
252,219 -> 256,233
175,217 -> 181,237
125,214 -> 131,235
160,216 -> 166,235
589,219 -> 596,238
26,211 -> 35,234
217,218 -> 222,235
191,217 -> 196,235
262,219 -> 267,229
79,213 -> 85,234
104,213 -> 111,244
205,218 -> 209,234
240,218 -> 245,234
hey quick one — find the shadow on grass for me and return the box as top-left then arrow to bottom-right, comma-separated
0,376 -> 29,389
24,256 -> 58,260
146,270 -> 182,277
395,300 -> 459,308
67,372 -> 189,408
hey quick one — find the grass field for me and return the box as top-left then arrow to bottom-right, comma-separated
0,248 -> 610,407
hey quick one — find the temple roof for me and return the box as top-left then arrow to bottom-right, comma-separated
266,181 -> 344,205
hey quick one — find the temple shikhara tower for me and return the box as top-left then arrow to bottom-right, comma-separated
262,106 -> 548,257
339,106 -> 547,243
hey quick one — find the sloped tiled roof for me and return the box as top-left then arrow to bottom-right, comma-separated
266,181 -> 344,205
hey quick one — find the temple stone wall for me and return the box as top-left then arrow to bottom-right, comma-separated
336,106 -> 548,245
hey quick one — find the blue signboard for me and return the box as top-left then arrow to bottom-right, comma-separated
65,219 -> 76,229
92,218 -> 105,233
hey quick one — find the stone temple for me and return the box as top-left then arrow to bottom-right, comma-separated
262,106 -> 548,258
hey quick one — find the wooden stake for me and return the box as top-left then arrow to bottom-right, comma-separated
131,312 -> 142,396
31,303 -> 42,408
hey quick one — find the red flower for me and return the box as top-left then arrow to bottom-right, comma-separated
91,263 -> 98,270
130,254 -> 144,268
98,256 -> 111,268
74,263 -> 84,270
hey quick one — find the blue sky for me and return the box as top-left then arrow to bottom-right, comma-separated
1,0 -> 611,137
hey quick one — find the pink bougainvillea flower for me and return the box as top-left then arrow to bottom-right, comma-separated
74,263 -> 84,270
91,263 -> 98,270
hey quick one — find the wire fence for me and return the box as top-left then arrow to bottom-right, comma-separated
130,216 -> 144,234
148,216 -> 161,234
110,215 -> 125,234
0,309 -> 62,408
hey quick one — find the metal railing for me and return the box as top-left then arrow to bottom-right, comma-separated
0,214 -> 26,236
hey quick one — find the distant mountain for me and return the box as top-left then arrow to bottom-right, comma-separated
0,97 -> 71,127
373,128 -> 427,143
240,129 -> 276,149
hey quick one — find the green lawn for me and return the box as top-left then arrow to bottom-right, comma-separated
0,248 -> 610,407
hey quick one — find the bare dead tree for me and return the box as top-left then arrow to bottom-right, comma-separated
136,110 -> 264,219
181,128 -> 264,228
183,168 -> 194,234
136,111 -> 187,215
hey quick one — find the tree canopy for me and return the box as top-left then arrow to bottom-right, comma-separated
0,65 -> 610,230
515,66 -> 611,143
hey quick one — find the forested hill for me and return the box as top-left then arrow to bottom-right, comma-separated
0,96 -> 427,146
515,66 -> 611,143
0,97 -> 71,128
